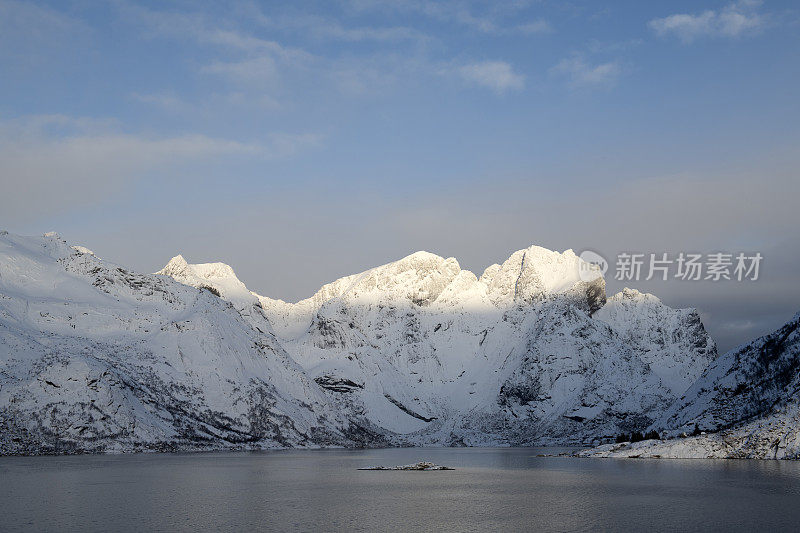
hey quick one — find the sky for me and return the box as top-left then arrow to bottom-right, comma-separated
1,0 -> 799,352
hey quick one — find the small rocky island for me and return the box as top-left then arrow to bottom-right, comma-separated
358,462 -> 454,471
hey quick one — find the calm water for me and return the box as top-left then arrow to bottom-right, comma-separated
2,447 -> 800,532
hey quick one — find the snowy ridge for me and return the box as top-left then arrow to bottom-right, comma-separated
155,255 -> 276,335
0,231 -> 726,454
258,246 -> 605,341
578,311 -> 800,459
0,233 -> 376,455
159,244 -> 715,447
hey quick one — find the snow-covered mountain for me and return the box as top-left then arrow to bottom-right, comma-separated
154,243 -> 716,447
594,288 -> 716,396
155,255 -> 274,335
0,231 -> 721,454
578,311 -> 800,459
0,232 -> 377,455
657,311 -> 800,437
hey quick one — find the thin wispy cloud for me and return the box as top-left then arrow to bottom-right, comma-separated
119,2 -> 312,62
118,0 -> 542,104
330,59 -> 401,96
201,56 -> 281,85
649,0 -> 766,43
0,0 -> 84,35
131,92 -> 283,115
457,61 -> 525,94
0,115 -> 319,161
123,1 -> 462,100
360,0 -> 497,33
250,10 -> 427,43
551,56 -> 621,88
515,19 -> 552,35
346,0 -> 551,36
130,93 -> 192,112
0,115 -> 321,220
124,5 -> 313,65
205,30 -> 306,58
118,1 -> 317,107
309,22 -> 424,42
0,0 -> 90,61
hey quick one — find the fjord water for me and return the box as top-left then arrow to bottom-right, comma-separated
3,448 -> 800,532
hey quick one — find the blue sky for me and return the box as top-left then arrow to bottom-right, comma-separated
1,0 -> 799,351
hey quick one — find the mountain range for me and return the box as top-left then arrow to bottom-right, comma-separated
0,231 -> 795,458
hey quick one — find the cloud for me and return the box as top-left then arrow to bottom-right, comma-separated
204,29 -> 313,64
223,92 -> 282,111
131,92 -> 283,116
0,115 -> 321,220
120,2 -> 313,78
125,1 -> 410,55
346,0 -> 550,35
130,93 -> 192,113
231,0 -> 428,43
649,1 -> 765,43
458,61 -> 524,93
253,11 -> 427,43
201,56 -> 281,85
0,0 -> 82,35
384,0 -> 498,33
309,22 -> 424,42
550,56 -> 621,88
0,0 -> 90,62
515,19 -> 552,35
119,0 -> 538,103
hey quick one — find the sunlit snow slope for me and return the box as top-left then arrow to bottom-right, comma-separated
0,231 -> 724,454
162,244 -> 716,447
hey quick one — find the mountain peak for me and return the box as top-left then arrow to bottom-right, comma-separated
166,253 -> 188,266
156,256 -> 256,311
157,256 -> 239,283
613,287 -> 662,304
384,250 -> 459,274
188,261 -> 238,282
402,250 -> 446,261
160,254 -> 189,271
480,244 -> 593,305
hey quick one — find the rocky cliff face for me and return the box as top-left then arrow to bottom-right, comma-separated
656,311 -> 800,435
578,312 -> 800,459
0,232 -> 719,454
593,288 -> 716,395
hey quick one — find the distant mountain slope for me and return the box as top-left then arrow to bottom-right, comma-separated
578,312 -> 800,459
0,233 -> 370,455
657,311 -> 800,435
